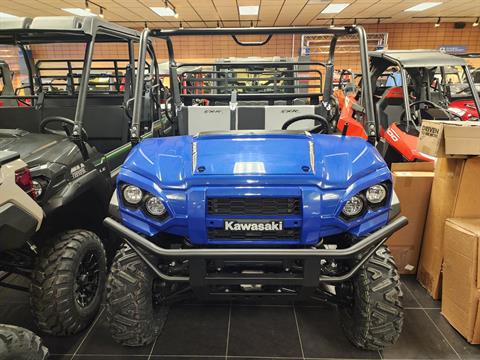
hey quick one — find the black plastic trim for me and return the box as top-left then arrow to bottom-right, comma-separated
0,202 -> 38,251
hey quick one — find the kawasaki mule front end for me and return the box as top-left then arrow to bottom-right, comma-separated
104,26 -> 407,351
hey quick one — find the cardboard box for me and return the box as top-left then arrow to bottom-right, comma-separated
417,120 -> 480,157
417,120 -> 447,157
454,157 -> 480,218
417,157 -> 465,299
387,162 -> 434,274
442,218 -> 480,344
444,123 -> 480,156
417,157 -> 480,299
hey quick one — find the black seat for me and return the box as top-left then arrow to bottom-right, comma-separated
375,87 -> 405,131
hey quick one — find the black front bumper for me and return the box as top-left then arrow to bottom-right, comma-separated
104,216 -> 408,298
0,202 -> 38,252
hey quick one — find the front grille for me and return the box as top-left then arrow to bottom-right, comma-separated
208,228 -> 300,241
207,197 -> 301,215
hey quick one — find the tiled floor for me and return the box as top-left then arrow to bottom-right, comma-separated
1,275 -> 479,360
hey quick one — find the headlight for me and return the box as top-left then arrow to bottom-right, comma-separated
123,185 -> 143,205
342,195 -> 364,217
366,184 -> 387,204
145,196 -> 166,216
32,179 -> 43,197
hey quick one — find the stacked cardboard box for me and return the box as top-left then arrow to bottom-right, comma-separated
387,163 -> 434,274
416,121 -> 480,299
416,120 -> 480,343
442,219 -> 480,344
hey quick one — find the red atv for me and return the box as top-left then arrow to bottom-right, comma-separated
336,50 -> 480,165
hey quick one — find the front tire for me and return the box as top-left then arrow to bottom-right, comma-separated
106,244 -> 167,347
0,324 -> 49,360
338,245 -> 404,350
30,230 -> 106,335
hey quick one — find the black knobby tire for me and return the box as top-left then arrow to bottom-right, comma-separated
30,229 -> 106,335
339,245 -> 404,350
106,244 -> 168,347
0,324 -> 49,360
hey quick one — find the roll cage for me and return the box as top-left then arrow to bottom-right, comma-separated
0,16 -> 158,157
131,26 -> 378,144
369,50 -> 480,125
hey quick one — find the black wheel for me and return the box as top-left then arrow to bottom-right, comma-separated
338,245 -> 404,350
30,230 -> 106,335
106,244 -> 168,347
0,324 -> 49,360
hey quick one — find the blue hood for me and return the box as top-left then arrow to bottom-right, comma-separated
122,132 -> 387,190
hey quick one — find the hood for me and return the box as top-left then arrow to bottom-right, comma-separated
123,131 -> 387,189
0,129 -> 81,167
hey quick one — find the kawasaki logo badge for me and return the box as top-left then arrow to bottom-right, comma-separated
224,220 -> 283,231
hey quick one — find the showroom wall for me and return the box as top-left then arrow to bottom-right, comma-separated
29,22 -> 480,71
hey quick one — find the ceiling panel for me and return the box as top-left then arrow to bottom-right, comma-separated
0,0 -> 478,28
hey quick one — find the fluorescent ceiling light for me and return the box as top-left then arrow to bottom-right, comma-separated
62,8 -> 97,16
404,2 -> 442,12
321,3 -> 350,14
0,12 -> 18,18
239,6 -> 259,16
150,7 -> 177,17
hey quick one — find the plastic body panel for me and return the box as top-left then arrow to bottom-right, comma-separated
117,132 -> 392,246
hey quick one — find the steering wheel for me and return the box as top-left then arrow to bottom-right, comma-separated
400,100 -> 453,126
281,114 -> 330,134
40,116 -> 89,140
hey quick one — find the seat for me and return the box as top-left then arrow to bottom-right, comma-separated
375,87 -> 405,131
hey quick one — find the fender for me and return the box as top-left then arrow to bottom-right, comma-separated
449,99 -> 479,120
383,123 -> 433,162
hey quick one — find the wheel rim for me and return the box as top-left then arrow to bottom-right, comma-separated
74,250 -> 100,308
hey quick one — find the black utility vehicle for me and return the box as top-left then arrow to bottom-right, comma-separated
0,16 -> 161,335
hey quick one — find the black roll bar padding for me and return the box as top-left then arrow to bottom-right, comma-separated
130,28 -> 151,144
128,40 -> 136,89
72,37 -> 95,148
322,36 -> 337,109
18,45 -> 36,106
231,34 -> 273,46
165,36 -> 181,135
354,25 -> 377,144
103,216 -> 407,259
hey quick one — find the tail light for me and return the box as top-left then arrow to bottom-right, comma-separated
15,167 -> 37,200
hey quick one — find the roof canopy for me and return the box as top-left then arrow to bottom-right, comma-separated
0,16 -> 141,44
369,50 -> 467,68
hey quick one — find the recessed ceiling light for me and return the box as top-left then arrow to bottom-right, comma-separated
239,6 -> 259,16
62,8 -> 97,16
321,3 -> 350,14
0,12 -> 18,18
150,6 -> 178,17
404,2 -> 442,12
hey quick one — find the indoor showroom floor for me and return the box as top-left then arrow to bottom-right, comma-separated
1,275 -> 479,360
